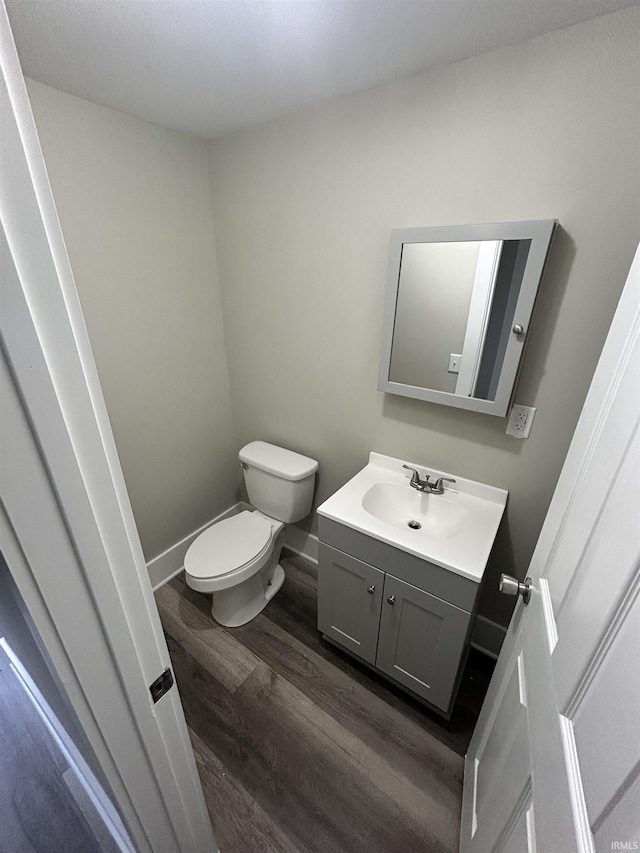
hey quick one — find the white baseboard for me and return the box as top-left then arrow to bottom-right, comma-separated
284,525 -> 318,565
470,615 -> 508,659
147,503 -> 243,591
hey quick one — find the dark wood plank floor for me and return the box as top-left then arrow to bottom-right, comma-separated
0,645 -> 107,853
156,550 -> 494,853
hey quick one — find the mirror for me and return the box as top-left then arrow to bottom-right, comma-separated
378,220 -> 555,416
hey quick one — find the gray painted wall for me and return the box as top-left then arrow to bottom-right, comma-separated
27,81 -> 238,561
207,10 -> 639,628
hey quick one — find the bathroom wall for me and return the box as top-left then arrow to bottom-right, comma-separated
207,8 -> 640,629
27,80 -> 238,561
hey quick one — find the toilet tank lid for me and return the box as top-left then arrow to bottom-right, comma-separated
239,441 -> 318,481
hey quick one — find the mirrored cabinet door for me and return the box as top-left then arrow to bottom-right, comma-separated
378,220 -> 556,416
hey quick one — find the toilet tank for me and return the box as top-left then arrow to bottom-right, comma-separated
239,441 -> 318,523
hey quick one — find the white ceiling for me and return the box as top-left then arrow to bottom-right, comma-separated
7,0 -> 636,139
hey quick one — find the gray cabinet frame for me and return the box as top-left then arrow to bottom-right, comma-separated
317,519 -> 481,716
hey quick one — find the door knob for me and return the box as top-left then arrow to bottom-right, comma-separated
387,595 -> 396,605
499,574 -> 532,605
512,324 -> 524,335
367,585 -> 375,594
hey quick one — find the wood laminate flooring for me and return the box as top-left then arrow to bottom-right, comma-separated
155,550 -> 494,853
0,645 -> 111,853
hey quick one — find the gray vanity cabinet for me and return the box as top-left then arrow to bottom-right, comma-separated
317,545 -> 384,665
376,574 -> 472,712
317,519 -> 480,716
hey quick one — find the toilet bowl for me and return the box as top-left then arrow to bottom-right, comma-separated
184,442 -> 318,627
185,509 -> 286,627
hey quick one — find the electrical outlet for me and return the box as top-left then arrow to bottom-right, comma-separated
506,404 -> 536,439
448,353 -> 462,374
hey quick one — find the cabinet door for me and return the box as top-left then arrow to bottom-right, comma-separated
317,544 -> 384,665
376,574 -> 471,711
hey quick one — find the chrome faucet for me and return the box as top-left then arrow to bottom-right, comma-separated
403,465 -> 456,495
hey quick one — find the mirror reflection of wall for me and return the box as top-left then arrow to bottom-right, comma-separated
389,241 -> 480,392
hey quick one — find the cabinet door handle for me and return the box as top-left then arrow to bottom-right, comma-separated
367,585 -> 375,594
387,595 -> 395,605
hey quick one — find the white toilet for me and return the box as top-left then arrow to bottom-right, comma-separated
184,441 -> 318,627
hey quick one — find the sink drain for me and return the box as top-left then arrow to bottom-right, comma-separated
407,519 -> 422,530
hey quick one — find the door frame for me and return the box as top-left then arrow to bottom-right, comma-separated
0,6 -> 216,851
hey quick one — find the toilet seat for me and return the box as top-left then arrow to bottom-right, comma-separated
184,511 -> 275,593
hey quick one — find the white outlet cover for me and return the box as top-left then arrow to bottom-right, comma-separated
506,404 -> 536,439
448,353 -> 462,374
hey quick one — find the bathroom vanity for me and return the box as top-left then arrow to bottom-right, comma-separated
316,453 -> 507,718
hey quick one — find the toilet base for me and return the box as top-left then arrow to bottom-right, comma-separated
210,562 -> 285,628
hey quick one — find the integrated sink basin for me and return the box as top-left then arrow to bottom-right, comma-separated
362,481 -> 468,539
317,452 -> 508,583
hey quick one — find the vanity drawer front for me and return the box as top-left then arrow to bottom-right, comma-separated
318,544 -> 384,666
376,575 -> 472,712
318,517 -> 479,612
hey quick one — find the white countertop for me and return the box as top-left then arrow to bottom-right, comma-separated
317,452 -> 508,584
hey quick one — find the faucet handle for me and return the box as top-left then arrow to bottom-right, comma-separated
402,464 -> 418,485
433,476 -> 456,494
403,464 -> 428,487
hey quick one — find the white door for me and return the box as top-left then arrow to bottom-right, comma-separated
460,245 -> 640,853
1,6 -> 217,851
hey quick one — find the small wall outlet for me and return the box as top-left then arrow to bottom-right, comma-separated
448,353 -> 462,374
506,404 -> 536,439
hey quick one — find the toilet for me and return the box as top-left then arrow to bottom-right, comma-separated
184,441 -> 318,627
